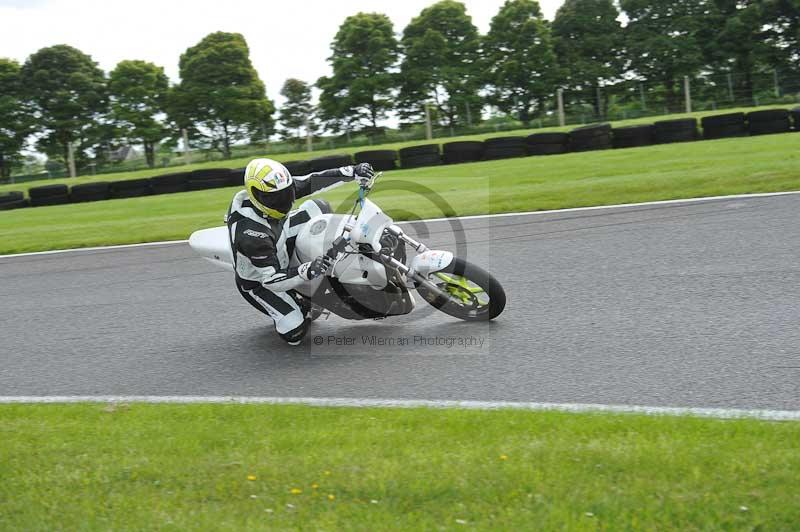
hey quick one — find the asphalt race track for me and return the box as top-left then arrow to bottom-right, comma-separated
1,194 -> 799,410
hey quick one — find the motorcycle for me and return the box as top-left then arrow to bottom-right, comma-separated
189,173 -> 505,323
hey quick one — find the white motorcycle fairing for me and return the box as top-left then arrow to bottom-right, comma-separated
188,226 -> 233,271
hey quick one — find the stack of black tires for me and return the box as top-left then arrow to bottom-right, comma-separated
29,184 -> 70,206
612,125 -> 655,148
654,119 -> 698,143
701,113 -> 747,140
70,182 -> 111,203
747,109 -> 793,136
526,133 -> 569,155
442,141 -> 485,163
354,150 -> 398,171
482,137 -> 527,160
399,145 -> 441,168
0,191 -> 27,211
569,124 -> 613,152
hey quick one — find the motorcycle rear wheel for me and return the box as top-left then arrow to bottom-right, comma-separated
416,257 -> 506,321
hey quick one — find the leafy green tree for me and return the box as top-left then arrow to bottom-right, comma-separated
621,0 -> 711,111
169,32 -> 275,158
551,0 -> 624,118
0,59 -> 34,180
705,0 -> 787,104
399,0 -> 483,128
278,79 -> 315,142
316,13 -> 398,134
484,0 -> 560,125
21,45 -> 107,169
108,60 -> 170,168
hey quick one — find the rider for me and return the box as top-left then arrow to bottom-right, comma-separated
226,158 -> 375,345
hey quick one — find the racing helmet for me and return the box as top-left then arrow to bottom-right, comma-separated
243,158 -> 295,219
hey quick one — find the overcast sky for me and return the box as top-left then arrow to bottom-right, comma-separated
0,0 -> 565,106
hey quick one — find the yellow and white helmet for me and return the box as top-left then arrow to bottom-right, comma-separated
244,158 -> 295,219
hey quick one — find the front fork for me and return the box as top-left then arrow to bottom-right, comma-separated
380,225 -> 451,299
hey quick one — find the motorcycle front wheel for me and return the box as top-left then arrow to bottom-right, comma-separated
415,257 -> 506,321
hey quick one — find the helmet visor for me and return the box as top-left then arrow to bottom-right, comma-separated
251,184 -> 295,216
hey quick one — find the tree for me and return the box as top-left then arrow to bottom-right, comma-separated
169,32 -> 275,158
705,0 -> 785,104
399,0 -> 483,128
621,0 -> 711,111
21,45 -> 107,170
484,0 -> 560,125
551,0 -> 624,118
316,13 -> 398,134
108,60 -> 170,168
0,59 -> 34,180
278,78 -> 315,142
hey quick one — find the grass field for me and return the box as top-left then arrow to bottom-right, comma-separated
1,133 -> 798,255
0,104 -> 793,197
0,404 -> 798,530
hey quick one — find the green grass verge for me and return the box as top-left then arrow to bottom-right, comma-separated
0,104 -> 792,196
0,404 -> 798,530
1,133 -> 798,255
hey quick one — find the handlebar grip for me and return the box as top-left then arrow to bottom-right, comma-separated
327,236 -> 348,258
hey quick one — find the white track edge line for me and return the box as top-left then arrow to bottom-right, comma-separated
2,190 -> 799,259
0,396 -> 798,421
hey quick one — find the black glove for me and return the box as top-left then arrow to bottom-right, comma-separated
353,163 -> 375,186
299,255 -> 334,281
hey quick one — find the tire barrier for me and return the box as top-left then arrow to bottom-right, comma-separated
483,136 -> 527,160
442,141 -> 485,164
70,182 -> 111,203
150,172 -> 189,195
226,168 -> 245,187
8,108 -> 800,211
283,160 -> 312,177
526,133 -> 569,156
309,154 -> 353,173
399,144 -> 441,169
569,124 -> 613,152
354,150 -> 398,171
0,191 -> 27,211
612,125 -> 655,149
791,108 -> 800,131
701,113 -> 747,140
654,118 -> 698,144
109,178 -> 151,199
29,184 -> 70,206
746,109 -> 792,136
186,168 -> 232,191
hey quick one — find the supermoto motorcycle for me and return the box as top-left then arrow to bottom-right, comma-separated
189,173 -> 505,322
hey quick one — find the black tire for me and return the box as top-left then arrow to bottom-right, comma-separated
29,184 -> 68,199
354,150 -> 398,171
70,182 -> 111,203
654,119 -> 698,144
703,123 -> 748,140
747,109 -> 789,123
570,124 -> 612,141
30,194 -> 70,207
110,178 -> 151,198
482,136 -> 527,160
442,141 -> 485,164
150,172 -> 190,194
0,191 -> 23,204
187,168 -> 231,191
748,118 -> 791,136
612,125 -> 654,148
570,134 -> 613,152
791,108 -> 800,131
400,152 -> 442,169
398,144 -> 440,159
309,154 -> 353,173
0,198 -> 29,211
527,143 -> 569,156
701,113 -> 746,129
226,168 -> 245,187
415,257 -> 506,321
527,132 -> 569,145
283,160 -> 312,177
